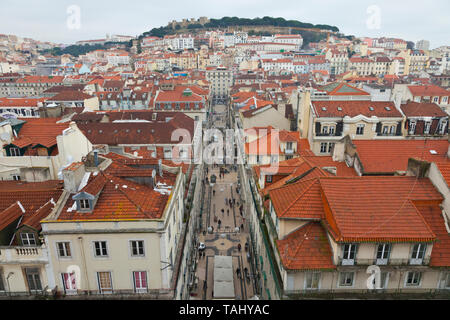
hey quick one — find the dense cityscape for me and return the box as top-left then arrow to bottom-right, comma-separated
0,11 -> 449,303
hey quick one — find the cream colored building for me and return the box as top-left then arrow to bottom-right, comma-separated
41,157 -> 186,297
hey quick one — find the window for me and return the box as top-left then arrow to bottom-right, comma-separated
376,243 -> 390,264
286,142 -> 293,150
9,147 -> 20,157
97,272 -> 113,293
444,273 -> 450,289
356,124 -> 365,135
57,242 -> 72,258
382,126 -> 389,134
133,271 -> 148,293
305,272 -> 320,290
130,240 -> 145,257
79,199 -> 90,210
342,243 -> 357,265
12,174 -> 20,181
371,272 -> 389,289
424,122 -> 431,134
320,143 -> 328,153
328,142 -> 335,153
339,272 -> 355,287
94,241 -> 108,257
329,126 -> 335,135
405,271 -> 422,287
322,126 -> 328,135
25,268 -> 42,291
409,121 -> 416,134
410,243 -> 426,264
440,120 -> 448,134
266,175 -> 272,183
61,272 -> 77,294
21,233 -> 36,246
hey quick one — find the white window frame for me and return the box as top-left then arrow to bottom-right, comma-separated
61,272 -> 77,294
410,243 -> 426,265
56,241 -> 72,259
376,243 -> 391,265
342,243 -> 357,265
338,272 -> 355,287
424,122 -> 431,134
93,241 -> 109,258
97,271 -> 113,294
304,272 -> 321,290
133,271 -> 148,293
130,240 -> 145,257
21,233 -> 36,246
409,121 -> 416,135
405,271 -> 422,287
80,199 -> 90,210
320,142 -> 328,154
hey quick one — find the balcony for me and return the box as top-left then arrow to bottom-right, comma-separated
0,246 -> 48,264
338,257 -> 430,266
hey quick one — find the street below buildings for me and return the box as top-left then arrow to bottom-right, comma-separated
191,103 -> 259,300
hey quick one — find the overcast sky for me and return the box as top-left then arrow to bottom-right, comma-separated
0,0 -> 449,48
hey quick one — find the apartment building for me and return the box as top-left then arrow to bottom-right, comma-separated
268,176 -> 449,296
152,85 -> 209,122
205,66 -> 233,104
307,101 -> 404,155
0,118 -> 92,181
0,180 -> 64,296
400,102 -> 449,138
41,154 -> 186,297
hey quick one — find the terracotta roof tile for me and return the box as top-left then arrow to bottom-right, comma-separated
276,222 -> 336,270
353,139 -> 449,173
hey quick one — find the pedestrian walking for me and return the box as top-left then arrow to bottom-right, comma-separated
218,219 -> 222,229
227,209 -> 229,216
213,189 -> 216,196
236,267 -> 241,278
241,223 -> 244,231
237,243 -> 241,252
233,199 -> 236,205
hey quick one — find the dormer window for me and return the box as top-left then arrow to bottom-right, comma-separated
80,199 -> 90,209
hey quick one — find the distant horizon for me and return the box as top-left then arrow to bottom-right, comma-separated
0,0 -> 449,49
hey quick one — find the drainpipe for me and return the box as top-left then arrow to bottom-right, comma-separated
78,237 -> 90,296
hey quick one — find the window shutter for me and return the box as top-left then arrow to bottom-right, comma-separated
315,122 -> 321,135
415,120 -> 425,134
375,122 -> 381,134
335,121 -> 343,136
430,119 -> 439,134
396,122 -> 402,136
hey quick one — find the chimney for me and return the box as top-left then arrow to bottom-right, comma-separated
63,162 -> 86,193
93,149 -> 99,167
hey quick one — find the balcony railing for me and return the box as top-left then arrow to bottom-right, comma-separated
338,257 -> 430,266
284,149 -> 295,155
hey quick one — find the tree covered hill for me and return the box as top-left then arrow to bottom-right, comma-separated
141,16 -> 339,39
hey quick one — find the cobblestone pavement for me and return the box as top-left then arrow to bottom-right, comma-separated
190,104 -> 257,300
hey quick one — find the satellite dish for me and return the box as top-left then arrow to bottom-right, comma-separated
0,132 -> 11,141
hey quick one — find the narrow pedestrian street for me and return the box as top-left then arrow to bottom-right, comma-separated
191,103 -> 258,300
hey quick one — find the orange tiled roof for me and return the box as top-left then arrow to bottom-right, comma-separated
408,85 -> 449,97
352,139 -> 450,173
270,176 -> 442,242
414,204 -> 450,267
276,222 -> 336,270
0,202 -> 24,230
